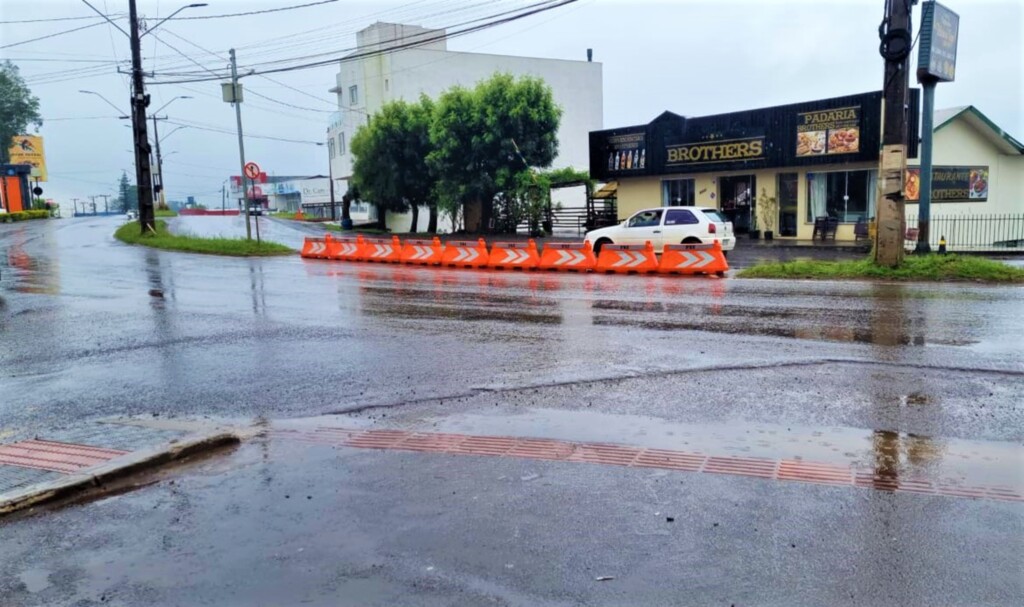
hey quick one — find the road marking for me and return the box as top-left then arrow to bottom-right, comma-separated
269,427 -> 1024,503
0,440 -> 128,474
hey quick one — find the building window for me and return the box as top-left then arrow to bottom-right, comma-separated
327,137 -> 336,159
807,170 -> 877,223
338,133 -> 346,155
662,178 -> 695,206
385,78 -> 389,92
349,85 -> 358,105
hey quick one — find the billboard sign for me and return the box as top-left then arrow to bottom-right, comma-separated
8,135 -> 47,181
918,1 -> 959,82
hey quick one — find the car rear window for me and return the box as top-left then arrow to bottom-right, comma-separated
702,209 -> 727,223
664,209 -> 698,225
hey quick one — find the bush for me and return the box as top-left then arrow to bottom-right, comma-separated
0,210 -> 50,222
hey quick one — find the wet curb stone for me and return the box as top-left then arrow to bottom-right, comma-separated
0,419 -> 244,516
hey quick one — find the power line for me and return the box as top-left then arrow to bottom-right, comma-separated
170,0 -> 339,21
164,118 -> 323,145
149,0 -> 577,84
0,21 -> 106,50
0,14 -> 122,24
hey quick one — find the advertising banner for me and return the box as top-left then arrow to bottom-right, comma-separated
796,106 -> 861,157
918,1 -> 959,82
603,132 -> 646,173
905,166 -> 988,202
8,135 -> 47,181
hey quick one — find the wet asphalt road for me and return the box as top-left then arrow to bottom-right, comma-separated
1,217 -> 1022,606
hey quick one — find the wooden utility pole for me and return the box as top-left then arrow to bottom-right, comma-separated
128,0 -> 156,232
873,0 -> 915,267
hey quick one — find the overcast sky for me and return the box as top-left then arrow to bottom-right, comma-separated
2,0 -> 1021,206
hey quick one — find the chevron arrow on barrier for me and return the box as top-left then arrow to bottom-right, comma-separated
338,243 -> 358,256
410,245 -> 433,260
673,250 -> 715,268
611,251 -> 647,268
452,247 -> 480,263
553,250 -> 586,266
502,249 -> 531,264
309,242 -> 326,255
371,244 -> 393,258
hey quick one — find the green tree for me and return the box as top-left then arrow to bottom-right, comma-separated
429,73 -> 562,234
116,171 -> 137,213
0,61 -> 42,164
350,97 -> 436,232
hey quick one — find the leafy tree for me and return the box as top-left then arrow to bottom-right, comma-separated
351,97 -> 436,233
429,73 -> 562,234
0,61 -> 42,164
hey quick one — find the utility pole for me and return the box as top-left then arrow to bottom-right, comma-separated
98,194 -> 111,213
128,0 -> 156,232
89,195 -> 98,214
873,0 -> 916,267
71,197 -> 79,216
228,48 -> 252,240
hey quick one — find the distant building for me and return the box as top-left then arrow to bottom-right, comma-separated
327,22 -> 603,231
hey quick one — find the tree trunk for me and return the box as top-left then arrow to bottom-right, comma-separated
342,199 -> 351,221
409,203 -> 419,234
427,205 -> 438,233
377,206 -> 387,231
480,194 -> 494,234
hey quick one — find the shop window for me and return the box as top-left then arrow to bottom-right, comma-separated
665,209 -> 698,225
662,178 -> 695,206
349,85 -> 359,105
778,173 -> 798,236
807,170 -> 877,223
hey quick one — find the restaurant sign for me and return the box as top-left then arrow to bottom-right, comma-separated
904,165 -> 988,202
604,133 -> 646,173
796,106 -> 861,157
918,1 -> 959,82
665,136 -> 764,167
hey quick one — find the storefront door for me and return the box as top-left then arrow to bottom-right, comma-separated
719,175 -> 755,233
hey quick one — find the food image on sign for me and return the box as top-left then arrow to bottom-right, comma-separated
796,131 -> 826,156
969,168 -> 988,199
827,128 -> 860,154
904,168 -> 921,201
796,106 -> 861,157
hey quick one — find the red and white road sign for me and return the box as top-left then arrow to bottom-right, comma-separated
244,162 -> 261,179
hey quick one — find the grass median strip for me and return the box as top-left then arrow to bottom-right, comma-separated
115,220 -> 293,257
737,254 -> 1024,283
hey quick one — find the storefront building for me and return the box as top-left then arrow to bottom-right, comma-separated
590,90 -> 921,240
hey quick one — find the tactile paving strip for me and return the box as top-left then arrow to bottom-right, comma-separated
0,440 -> 128,473
269,427 -> 1023,504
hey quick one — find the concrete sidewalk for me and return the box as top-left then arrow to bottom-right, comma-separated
0,418 -> 243,516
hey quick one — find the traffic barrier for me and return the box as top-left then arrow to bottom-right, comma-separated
488,240 -> 540,271
595,241 -> 659,274
539,241 -> 596,272
360,236 -> 402,263
401,237 -> 444,266
441,239 -> 490,269
328,234 -> 362,261
658,240 -> 729,276
301,236 -> 330,259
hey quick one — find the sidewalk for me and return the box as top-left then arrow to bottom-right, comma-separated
0,418 -> 243,516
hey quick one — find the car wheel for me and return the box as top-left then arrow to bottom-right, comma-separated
681,237 -> 702,244
594,238 -> 612,255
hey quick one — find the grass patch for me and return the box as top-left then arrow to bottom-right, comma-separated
737,254 -> 1024,283
114,220 -> 293,257
271,211 -> 301,220
154,209 -> 178,217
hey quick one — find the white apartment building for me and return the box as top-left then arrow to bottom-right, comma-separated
326,22 -> 603,232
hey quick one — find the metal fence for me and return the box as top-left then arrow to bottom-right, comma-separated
904,214 -> 1024,252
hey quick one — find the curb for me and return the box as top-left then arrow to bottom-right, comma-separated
0,430 -> 240,517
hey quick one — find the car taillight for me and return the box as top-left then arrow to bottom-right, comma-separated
708,223 -> 717,234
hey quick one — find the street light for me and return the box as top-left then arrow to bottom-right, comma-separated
159,126 -> 189,144
153,95 -> 192,115
141,4 -> 209,37
79,90 -> 129,118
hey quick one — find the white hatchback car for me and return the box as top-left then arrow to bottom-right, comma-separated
585,206 -> 735,255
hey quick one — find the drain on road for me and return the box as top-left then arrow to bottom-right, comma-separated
270,427 -> 1023,504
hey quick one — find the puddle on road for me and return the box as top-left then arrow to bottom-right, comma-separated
408,408 -> 1023,490
17,569 -> 52,593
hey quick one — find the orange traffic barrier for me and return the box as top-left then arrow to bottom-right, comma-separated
401,237 -> 444,266
595,241 -> 659,274
360,236 -> 402,263
301,236 -> 330,259
441,239 -> 489,269
295,209 -> 304,220
539,241 -> 596,272
328,234 -> 362,261
488,240 -> 540,271
659,240 -> 729,276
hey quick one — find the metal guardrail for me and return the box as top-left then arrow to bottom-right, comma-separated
904,214 -> 1024,252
